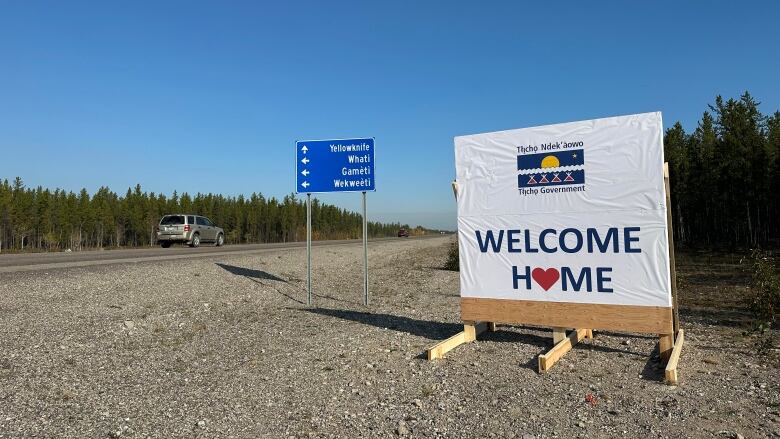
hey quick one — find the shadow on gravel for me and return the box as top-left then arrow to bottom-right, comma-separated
640,343 -> 665,381
302,308 -> 463,340
579,341 -> 649,358
593,331 -> 657,340
216,263 -> 360,305
484,327 -> 649,359
216,263 -> 288,282
478,330 -> 550,348
217,263 -> 306,304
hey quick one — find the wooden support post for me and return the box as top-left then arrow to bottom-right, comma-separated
659,333 -> 674,363
487,322 -> 497,332
463,322 -> 477,342
664,163 -> 680,334
538,328 -> 588,373
553,328 -> 592,344
664,329 -> 685,385
426,321 -> 488,360
552,327 -> 567,344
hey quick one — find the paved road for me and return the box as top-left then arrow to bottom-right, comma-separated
0,235 -> 448,273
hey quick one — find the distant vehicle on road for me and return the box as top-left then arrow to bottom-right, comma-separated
398,228 -> 410,238
156,214 -> 224,248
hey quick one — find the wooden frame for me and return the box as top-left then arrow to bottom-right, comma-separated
460,298 -> 674,334
428,163 -> 683,384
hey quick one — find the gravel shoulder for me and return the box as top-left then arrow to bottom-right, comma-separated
0,236 -> 777,438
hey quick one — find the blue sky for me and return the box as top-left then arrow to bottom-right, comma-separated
1,1 -> 778,229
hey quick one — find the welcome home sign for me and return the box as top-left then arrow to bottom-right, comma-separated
454,113 -> 672,308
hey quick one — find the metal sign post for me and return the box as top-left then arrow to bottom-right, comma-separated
362,191 -> 368,305
307,193 -> 312,306
296,137 -> 376,306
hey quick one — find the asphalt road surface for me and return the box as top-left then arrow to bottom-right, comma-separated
0,235 -> 442,273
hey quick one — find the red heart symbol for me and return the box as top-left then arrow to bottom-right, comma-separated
532,268 -> 560,291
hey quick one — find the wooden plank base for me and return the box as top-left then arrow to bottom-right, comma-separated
538,328 -> 588,373
461,298 -> 674,334
664,329 -> 685,385
427,321 -> 489,360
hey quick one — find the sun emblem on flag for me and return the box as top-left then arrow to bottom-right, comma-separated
517,149 -> 585,189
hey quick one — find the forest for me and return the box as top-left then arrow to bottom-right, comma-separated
665,92 -> 779,249
0,182 -> 416,251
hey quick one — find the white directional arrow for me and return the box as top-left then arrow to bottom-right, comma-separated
301,157 -> 310,164
301,169 -> 310,176
301,145 -> 308,154
301,181 -> 310,188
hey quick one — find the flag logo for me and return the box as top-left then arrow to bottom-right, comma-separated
517,149 -> 585,188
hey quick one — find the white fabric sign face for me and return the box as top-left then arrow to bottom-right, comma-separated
455,112 -> 672,307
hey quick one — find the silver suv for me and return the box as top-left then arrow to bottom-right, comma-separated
156,214 -> 225,248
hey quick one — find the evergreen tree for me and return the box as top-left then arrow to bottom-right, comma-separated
660,92 -> 779,249
0,180 -> 407,251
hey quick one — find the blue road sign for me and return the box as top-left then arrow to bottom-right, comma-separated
295,138 -> 375,193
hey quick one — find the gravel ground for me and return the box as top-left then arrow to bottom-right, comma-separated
0,236 -> 778,438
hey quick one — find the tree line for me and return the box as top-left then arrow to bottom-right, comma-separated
0,180 -> 415,251
3,92 -> 776,252
665,92 -> 779,249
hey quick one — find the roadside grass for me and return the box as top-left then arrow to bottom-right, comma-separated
677,251 -> 778,317
675,252 -> 752,322
677,250 -> 779,361
442,241 -> 459,271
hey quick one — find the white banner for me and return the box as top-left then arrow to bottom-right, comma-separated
455,112 -> 672,307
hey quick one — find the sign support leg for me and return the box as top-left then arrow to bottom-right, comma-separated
426,321 -> 494,360
307,193 -> 312,306
362,191 -> 368,306
663,163 -> 680,334
539,329 -> 589,373
664,329 -> 685,385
